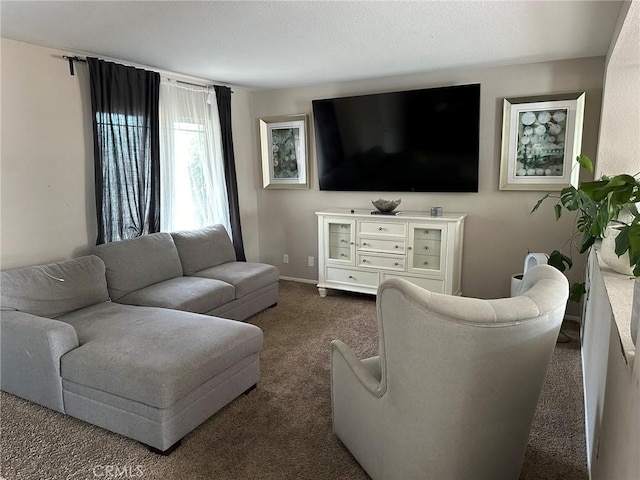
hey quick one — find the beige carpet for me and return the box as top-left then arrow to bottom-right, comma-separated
0,280 -> 587,480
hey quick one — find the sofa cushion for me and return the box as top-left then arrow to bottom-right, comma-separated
192,262 -> 279,298
117,277 -> 235,314
93,233 -> 183,301
58,302 -> 263,409
171,225 -> 236,275
0,256 -> 109,318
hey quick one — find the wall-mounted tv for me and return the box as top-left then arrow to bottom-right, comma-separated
312,83 -> 480,192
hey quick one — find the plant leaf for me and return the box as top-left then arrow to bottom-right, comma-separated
560,186 -> 580,210
577,154 -> 593,173
614,225 -> 631,257
547,250 -> 572,272
531,194 -> 550,214
554,203 -> 562,221
569,282 -> 586,303
626,223 -> 640,270
579,231 -> 597,254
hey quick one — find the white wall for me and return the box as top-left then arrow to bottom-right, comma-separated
0,38 -> 608,317
596,0 -> 640,177
585,1 -> 640,478
1,38 -> 96,268
0,38 -> 260,269
251,58 -> 605,310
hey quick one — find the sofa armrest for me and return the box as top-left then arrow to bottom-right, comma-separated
1,310 -> 79,413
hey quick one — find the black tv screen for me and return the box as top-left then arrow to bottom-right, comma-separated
312,83 -> 480,192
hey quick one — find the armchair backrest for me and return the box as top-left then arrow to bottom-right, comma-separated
375,264 -> 568,479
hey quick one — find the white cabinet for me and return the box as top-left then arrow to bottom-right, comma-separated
316,209 -> 465,297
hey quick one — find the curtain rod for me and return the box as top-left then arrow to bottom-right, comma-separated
60,54 -> 232,91
62,55 -> 86,76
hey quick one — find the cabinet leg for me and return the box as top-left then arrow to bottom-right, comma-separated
318,287 -> 327,297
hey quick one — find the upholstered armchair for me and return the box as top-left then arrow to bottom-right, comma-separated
331,265 -> 569,480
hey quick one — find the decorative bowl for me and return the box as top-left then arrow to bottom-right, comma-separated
372,198 -> 401,212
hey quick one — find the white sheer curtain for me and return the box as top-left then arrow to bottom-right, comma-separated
159,79 -> 231,233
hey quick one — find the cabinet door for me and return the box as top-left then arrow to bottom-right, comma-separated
325,218 -> 355,265
407,223 -> 447,275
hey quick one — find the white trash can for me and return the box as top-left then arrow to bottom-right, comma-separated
511,253 -> 550,297
510,274 -> 523,297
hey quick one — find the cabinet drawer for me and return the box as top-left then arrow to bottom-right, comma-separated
326,267 -> 379,287
358,254 -> 405,271
412,238 -> 441,255
329,246 -> 352,261
358,221 -> 405,237
359,237 -> 405,254
329,223 -> 352,233
382,274 -> 445,293
412,228 -> 442,240
330,232 -> 352,247
411,253 -> 441,270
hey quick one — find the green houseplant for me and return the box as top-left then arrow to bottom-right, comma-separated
531,154 -> 640,302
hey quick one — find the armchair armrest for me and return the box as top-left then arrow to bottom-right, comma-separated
1,310 -> 79,413
330,340 -> 385,397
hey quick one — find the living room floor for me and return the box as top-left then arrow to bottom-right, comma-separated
0,280 -> 587,480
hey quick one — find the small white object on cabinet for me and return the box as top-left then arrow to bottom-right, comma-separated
316,209 -> 465,297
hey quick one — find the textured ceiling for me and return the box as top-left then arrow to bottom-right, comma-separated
0,1 -> 624,90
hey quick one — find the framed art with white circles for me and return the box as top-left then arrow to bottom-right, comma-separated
499,92 -> 585,191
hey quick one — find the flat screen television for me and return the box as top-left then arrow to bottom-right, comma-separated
312,83 -> 480,192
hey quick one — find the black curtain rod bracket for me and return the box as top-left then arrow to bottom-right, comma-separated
62,55 -> 87,76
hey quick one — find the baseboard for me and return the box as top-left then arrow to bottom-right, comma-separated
279,276 -> 317,285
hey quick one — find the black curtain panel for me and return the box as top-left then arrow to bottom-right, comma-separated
88,58 -> 161,244
215,86 -> 246,261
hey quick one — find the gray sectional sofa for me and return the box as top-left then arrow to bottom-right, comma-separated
0,225 -> 279,453
94,225 -> 279,320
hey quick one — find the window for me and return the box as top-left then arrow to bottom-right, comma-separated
159,80 -> 231,233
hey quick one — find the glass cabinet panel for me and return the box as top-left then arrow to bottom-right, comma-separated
408,224 -> 446,273
326,220 -> 355,263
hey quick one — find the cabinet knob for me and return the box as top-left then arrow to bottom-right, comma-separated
394,245 -> 399,249
350,241 -> 355,245
424,245 -> 429,250
362,242 -> 368,246
408,246 -> 412,250
362,259 -> 367,263
394,262 -> 399,266
348,275 -> 354,279
341,239 -> 346,243
378,227 -> 384,231
341,253 -> 346,257
423,261 -> 429,265
424,230 -> 429,234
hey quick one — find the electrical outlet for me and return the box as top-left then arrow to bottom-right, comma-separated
308,256 -> 314,267
283,254 -> 289,264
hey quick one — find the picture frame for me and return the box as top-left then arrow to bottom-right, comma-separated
499,92 -> 585,191
259,114 -> 309,189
